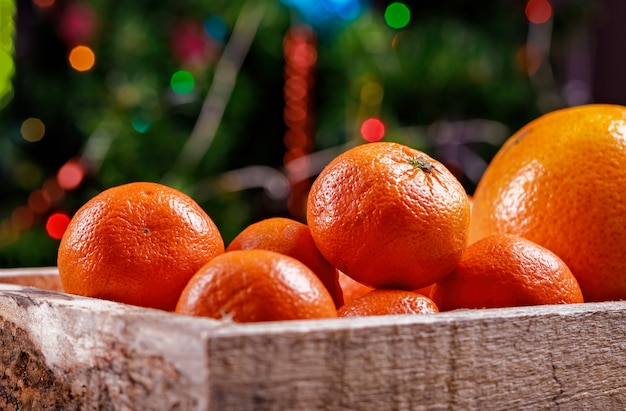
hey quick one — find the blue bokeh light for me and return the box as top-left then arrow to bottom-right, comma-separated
281,0 -> 364,28
204,15 -> 228,41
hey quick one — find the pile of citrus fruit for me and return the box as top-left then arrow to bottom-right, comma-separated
57,104 -> 626,322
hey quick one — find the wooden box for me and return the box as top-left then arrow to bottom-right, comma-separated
1,267 -> 626,410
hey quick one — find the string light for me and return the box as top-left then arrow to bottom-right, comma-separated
283,26 -> 317,217
27,189 -> 51,214
11,207 -> 34,231
132,118 -> 152,133
360,118 -> 385,142
0,0 -> 15,109
204,15 -> 228,41
515,43 -> 543,76
170,70 -> 195,94
33,0 -> 55,8
57,159 -> 85,190
384,2 -> 411,29
20,117 -> 46,142
42,178 -> 64,203
46,212 -> 71,240
525,0 -> 552,24
69,45 -> 95,71
360,81 -> 383,106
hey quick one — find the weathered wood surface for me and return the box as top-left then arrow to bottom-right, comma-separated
1,268 -> 626,410
0,266 -> 63,292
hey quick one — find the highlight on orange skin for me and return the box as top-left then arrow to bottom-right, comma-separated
175,249 -> 338,323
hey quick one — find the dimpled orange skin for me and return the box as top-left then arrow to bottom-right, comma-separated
338,289 -> 439,317
58,182 -> 225,311
175,249 -> 338,322
431,234 -> 584,311
226,217 -> 344,308
307,142 -> 470,290
469,104 -> 626,302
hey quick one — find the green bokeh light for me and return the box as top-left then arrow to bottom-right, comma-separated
384,2 -> 410,29
0,0 -> 16,108
170,70 -> 195,94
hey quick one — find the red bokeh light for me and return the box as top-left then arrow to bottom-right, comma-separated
525,0 -> 552,24
46,212 -> 71,240
57,159 -> 85,190
360,118 -> 385,142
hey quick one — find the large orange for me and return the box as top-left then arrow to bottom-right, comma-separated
431,234 -> 584,311
226,217 -> 343,308
469,104 -> 626,302
307,142 -> 470,290
58,182 -> 224,311
175,249 -> 338,322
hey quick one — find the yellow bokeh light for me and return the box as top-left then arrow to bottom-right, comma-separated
69,45 -> 95,72
361,81 -> 384,106
20,117 -> 45,142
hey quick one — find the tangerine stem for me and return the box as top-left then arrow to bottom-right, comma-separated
407,155 -> 433,173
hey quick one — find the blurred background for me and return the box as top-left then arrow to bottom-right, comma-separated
0,0 -> 622,267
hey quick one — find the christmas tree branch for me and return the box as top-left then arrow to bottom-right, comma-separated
163,0 -> 267,186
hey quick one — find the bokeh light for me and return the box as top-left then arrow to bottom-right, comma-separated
515,43 -> 543,76
132,118 -> 152,133
46,212 -> 71,240
20,117 -> 45,142
281,0 -> 361,27
360,118 -> 385,142
204,15 -> 228,41
360,81 -> 384,106
0,51 -> 12,108
170,70 -> 195,94
11,207 -> 34,231
284,129 -> 308,150
58,2 -> 98,45
33,0 -> 55,8
57,159 -> 85,190
42,178 -> 65,202
27,190 -> 51,214
384,2 -> 411,29
525,0 -> 552,24
0,0 -> 15,108
69,45 -> 95,71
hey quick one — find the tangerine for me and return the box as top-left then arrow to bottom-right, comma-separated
338,270 -> 374,304
469,104 -> 626,301
226,217 -> 343,308
307,142 -> 470,290
175,249 -> 338,322
58,182 -> 224,311
338,289 -> 439,317
431,234 -> 584,311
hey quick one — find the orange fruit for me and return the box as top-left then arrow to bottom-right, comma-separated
414,284 -> 435,299
469,104 -> 626,302
338,270 -> 435,304
58,182 -> 224,311
338,270 -> 374,304
226,217 -> 343,308
175,249 -> 338,322
307,141 -> 470,290
431,234 -> 584,311
337,289 -> 439,317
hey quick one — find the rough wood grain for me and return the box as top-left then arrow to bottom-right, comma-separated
1,268 -> 626,410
